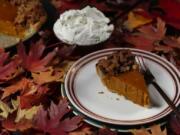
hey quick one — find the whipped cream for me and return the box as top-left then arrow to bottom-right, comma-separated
53,6 -> 114,46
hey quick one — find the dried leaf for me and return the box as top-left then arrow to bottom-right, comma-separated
17,40 -> 57,72
57,45 -> 76,60
2,115 -> 33,131
19,85 -> 49,109
1,78 -> 34,99
124,18 -> 166,51
34,98 -> 83,135
169,113 -> 180,135
69,127 -> 94,135
163,37 -> 180,49
0,98 -> 39,122
124,9 -> 152,30
32,67 -> 64,84
0,100 -> 18,119
98,128 -> 117,135
15,105 -> 40,123
154,0 -> 180,29
132,125 -> 167,135
0,50 -> 21,83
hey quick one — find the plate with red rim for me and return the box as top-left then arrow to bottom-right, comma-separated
64,48 -> 180,126
61,84 -> 167,132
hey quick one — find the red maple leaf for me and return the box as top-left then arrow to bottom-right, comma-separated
0,50 -> 21,83
153,0 -> 180,29
34,99 -> 83,135
17,40 -> 57,72
124,18 -> 166,51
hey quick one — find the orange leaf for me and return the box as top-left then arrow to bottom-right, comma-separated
124,9 -> 152,30
1,78 -> 33,99
132,125 -> 167,135
32,67 -> 64,85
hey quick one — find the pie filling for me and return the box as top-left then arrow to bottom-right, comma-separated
96,50 -> 150,107
0,0 -> 46,38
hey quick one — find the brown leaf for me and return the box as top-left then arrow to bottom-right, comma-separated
69,127 -> 94,135
132,125 -> 167,135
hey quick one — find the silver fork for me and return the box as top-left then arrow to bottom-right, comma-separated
136,56 -> 180,120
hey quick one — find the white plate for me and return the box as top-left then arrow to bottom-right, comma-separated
61,84 -> 167,132
64,48 -> 180,125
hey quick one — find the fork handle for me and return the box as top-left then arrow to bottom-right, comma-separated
152,81 -> 180,120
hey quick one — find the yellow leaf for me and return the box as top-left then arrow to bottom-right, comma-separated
0,99 -> 18,118
15,105 -> 40,123
132,125 -> 167,135
0,98 -> 39,122
124,10 -> 152,30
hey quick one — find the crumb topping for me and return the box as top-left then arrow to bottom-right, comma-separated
96,50 -> 138,76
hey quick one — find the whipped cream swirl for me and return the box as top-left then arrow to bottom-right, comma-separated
53,6 -> 114,46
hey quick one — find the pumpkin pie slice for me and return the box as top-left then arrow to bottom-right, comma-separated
0,0 -> 46,48
96,50 -> 150,107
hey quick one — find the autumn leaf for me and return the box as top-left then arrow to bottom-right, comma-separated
124,18 -> 166,51
0,50 -> 21,83
98,128 -> 117,135
15,105 -> 40,123
1,78 -> 34,99
152,0 -> 180,29
132,125 -> 167,135
32,67 -> 64,85
19,84 -> 49,109
34,98 -> 83,135
0,100 -> 18,119
2,114 -> 33,132
163,37 -> 180,49
17,40 -> 57,72
0,130 -> 10,135
69,127 -> 94,135
124,9 -> 152,30
0,98 -> 39,122
169,113 -> 180,135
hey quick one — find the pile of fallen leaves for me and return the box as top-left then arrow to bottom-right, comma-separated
0,40 -> 84,134
0,0 -> 179,135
